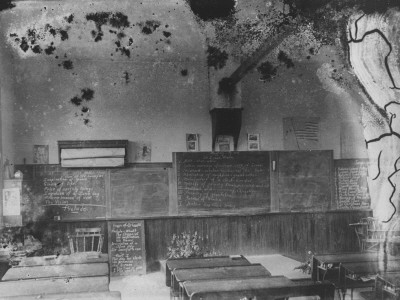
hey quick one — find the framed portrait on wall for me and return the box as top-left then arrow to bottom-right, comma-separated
248,134 -> 260,150
186,134 -> 199,151
33,145 -> 49,164
2,188 -> 21,216
216,135 -> 232,152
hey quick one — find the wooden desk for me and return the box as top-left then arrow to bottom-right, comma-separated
165,255 -> 250,287
341,261 -> 400,291
1,262 -> 109,281
375,272 -> 400,300
2,291 -> 121,300
172,264 -> 271,298
0,254 -> 110,297
181,276 -> 335,300
17,253 -> 109,267
312,252 -> 398,283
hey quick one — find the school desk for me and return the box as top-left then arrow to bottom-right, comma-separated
181,275 -> 335,300
16,252 -> 109,267
0,254 -> 110,297
2,291 -> 121,300
165,255 -> 251,287
375,272 -> 400,300
171,264 -> 271,298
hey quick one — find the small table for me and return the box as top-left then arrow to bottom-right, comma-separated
182,276 -> 335,300
165,255 -> 250,287
172,264 -> 271,298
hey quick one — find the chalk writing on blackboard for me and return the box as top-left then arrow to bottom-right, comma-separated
110,221 -> 146,276
40,170 -> 106,217
175,152 -> 270,212
335,159 -> 370,209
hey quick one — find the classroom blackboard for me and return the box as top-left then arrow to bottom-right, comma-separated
110,168 -> 169,218
16,165 -> 107,221
334,159 -> 370,209
276,151 -> 333,211
109,220 -> 146,276
174,151 -> 270,214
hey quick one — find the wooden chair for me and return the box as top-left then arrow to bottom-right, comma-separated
351,217 -> 387,252
68,228 -> 103,254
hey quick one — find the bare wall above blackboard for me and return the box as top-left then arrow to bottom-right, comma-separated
174,151 -> 271,215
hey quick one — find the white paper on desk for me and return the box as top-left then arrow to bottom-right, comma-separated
2,188 -> 20,216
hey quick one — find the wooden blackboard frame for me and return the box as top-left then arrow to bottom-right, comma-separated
108,220 -> 146,276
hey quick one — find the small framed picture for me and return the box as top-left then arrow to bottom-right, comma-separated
216,135 -> 232,152
248,134 -> 260,151
186,134 -> 199,151
33,145 -> 49,164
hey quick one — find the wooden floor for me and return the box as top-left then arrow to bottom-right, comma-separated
108,254 -> 373,300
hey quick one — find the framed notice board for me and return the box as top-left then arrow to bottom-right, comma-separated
109,220 -> 146,276
334,159 -> 370,209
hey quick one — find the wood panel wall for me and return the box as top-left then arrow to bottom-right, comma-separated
144,210 -> 372,267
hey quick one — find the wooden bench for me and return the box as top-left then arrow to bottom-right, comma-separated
16,253 -> 109,267
172,264 -> 271,299
2,291 -> 121,300
165,255 -> 250,287
181,276 -> 335,300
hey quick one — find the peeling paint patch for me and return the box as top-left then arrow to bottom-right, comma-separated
187,0 -> 236,21
278,51 -> 294,68
44,44 -> 56,55
59,60 -> 73,70
181,69 -> 188,76
137,20 -> 161,35
123,71 -> 131,83
81,88 -> 94,101
0,0 -> 15,11
163,31 -> 172,38
207,46 -> 228,70
64,14 -> 74,24
257,61 -> 277,82
70,96 -> 82,106
86,12 -> 130,42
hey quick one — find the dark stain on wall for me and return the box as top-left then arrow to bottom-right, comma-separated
207,46 -> 228,70
86,12 -> 130,42
0,0 -> 15,11
278,51 -> 294,68
19,38 -> 29,52
70,96 -> 82,106
257,61 -> 277,82
81,88 -> 94,101
69,88 -> 95,126
137,20 -> 161,34
31,45 -> 42,54
163,31 -> 172,38
181,69 -> 188,76
123,71 -> 131,83
59,60 -> 73,70
187,0 -> 236,21
64,14 -> 74,23
44,44 -> 56,55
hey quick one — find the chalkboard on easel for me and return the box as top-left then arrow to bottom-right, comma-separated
16,165 -> 107,221
174,151 -> 270,214
109,220 -> 146,276
334,159 -> 370,209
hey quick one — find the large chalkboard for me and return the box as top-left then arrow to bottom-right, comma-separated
276,150 -> 333,211
174,151 -> 270,214
110,168 -> 169,218
109,220 -> 146,276
334,159 -> 370,209
16,165 -> 107,221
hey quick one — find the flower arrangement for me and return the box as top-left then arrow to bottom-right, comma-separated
167,231 -> 203,259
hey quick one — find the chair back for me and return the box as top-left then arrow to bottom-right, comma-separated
69,228 -> 103,253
